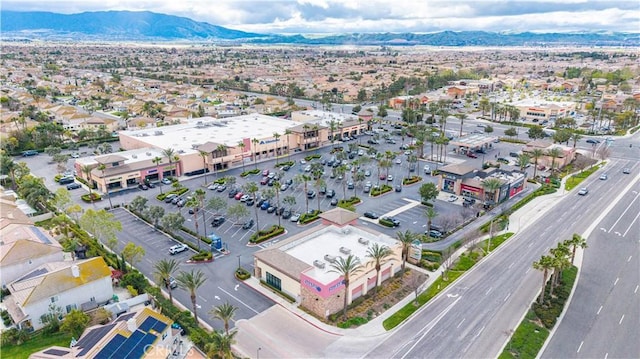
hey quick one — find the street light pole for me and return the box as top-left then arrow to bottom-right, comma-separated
257,347 -> 262,359
237,255 -> 241,270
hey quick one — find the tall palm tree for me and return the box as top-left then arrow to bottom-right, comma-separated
532,255 -> 554,304
547,147 -> 563,175
273,132 -> 281,164
517,154 -> 531,172
328,254 -> 363,320
152,156 -> 164,194
566,233 -> 587,265
198,150 -> 209,185
284,129 -> 293,160
530,148 -> 544,179
366,243 -> 393,296
236,141 -> 246,172
205,330 -> 237,359
162,148 -> 177,177
295,173 -> 311,213
215,144 -> 228,179
549,244 -> 571,294
456,113 -> 467,138
81,164 -> 94,203
482,178 -> 503,206
425,207 -> 438,234
176,269 -> 207,325
395,230 -> 415,271
251,138 -> 260,169
186,196 -> 202,249
154,259 -> 180,305
242,182 -> 260,234
209,302 -> 238,335
97,164 -> 113,209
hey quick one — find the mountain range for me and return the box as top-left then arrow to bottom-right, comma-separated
2,10 -> 638,46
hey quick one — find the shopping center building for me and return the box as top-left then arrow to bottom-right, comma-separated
253,208 -> 402,319
437,164 -> 527,205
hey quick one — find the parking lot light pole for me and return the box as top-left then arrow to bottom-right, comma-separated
237,255 -> 241,270
257,347 -> 262,359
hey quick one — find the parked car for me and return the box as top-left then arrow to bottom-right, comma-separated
395,184 -> 402,192
387,175 -> 394,182
262,169 -> 270,176
216,185 -> 227,192
379,174 -> 386,180
161,178 -> 172,185
267,206 -> 276,213
586,139 -> 600,144
242,219 -> 254,230
447,195 -> 459,202
347,181 -> 355,189
240,194 -> 250,202
364,170 -> 371,177
276,207 -> 285,216
169,244 -> 188,255
282,210 -> 292,219
66,183 -> 81,190
164,194 -> 178,203
428,230 -> 443,238
330,198 -> 339,206
364,212 -> 379,219
307,190 -> 316,199
176,199 -> 186,207
234,192 -> 244,200
211,216 -> 226,227
245,198 -> 255,206
260,177 -> 269,185
208,183 -> 219,190
146,182 -> 155,188
261,201 -> 271,210
280,184 -> 289,191
165,276 -> 178,289
282,165 -> 291,171
138,183 -> 149,190
466,152 -> 478,158
290,213 -> 301,222
326,189 -> 335,198
228,188 -> 238,198
623,168 -> 631,174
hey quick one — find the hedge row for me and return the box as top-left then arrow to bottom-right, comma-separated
75,175 -> 97,190
402,176 -> 422,185
81,193 -> 102,202
275,161 -> 294,168
190,251 -> 212,262
304,154 -> 322,161
249,225 -> 285,243
240,169 -> 260,177
371,185 -> 392,196
299,210 -> 322,224
338,197 -> 361,206
378,218 -> 396,227
156,187 -> 189,201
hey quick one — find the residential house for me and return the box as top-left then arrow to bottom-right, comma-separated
4,257 -> 113,331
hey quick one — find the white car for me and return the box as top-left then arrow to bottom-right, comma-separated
578,188 -> 589,196
300,159 -> 307,165
169,244 -> 188,255
387,175 -> 394,181
161,178 -> 172,185
71,153 -> 80,158
240,194 -> 251,202
395,158 -> 402,164
208,183 -> 219,190
447,195 -> 459,202
290,213 -> 301,222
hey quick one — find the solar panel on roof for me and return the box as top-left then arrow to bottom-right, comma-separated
115,312 -> 136,322
76,324 -> 116,356
152,320 -> 168,333
138,317 -> 156,332
129,333 -> 157,358
30,226 -> 52,244
43,348 -> 70,356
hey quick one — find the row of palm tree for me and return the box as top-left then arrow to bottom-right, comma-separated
532,233 -> 587,304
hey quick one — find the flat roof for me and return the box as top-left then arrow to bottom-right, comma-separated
512,99 -> 575,108
75,147 -> 165,167
450,133 -> 498,147
294,110 -> 359,126
281,225 -> 397,283
119,114 -> 300,154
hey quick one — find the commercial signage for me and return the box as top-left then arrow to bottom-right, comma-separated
461,184 -> 481,193
259,139 -> 278,145
147,169 -> 157,174
300,272 -> 344,299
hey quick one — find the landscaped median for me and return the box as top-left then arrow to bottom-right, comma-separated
337,197 -> 361,211
402,175 -> 422,185
249,225 -> 285,244
370,184 -> 392,197
298,209 -> 322,225
81,193 -> 102,202
564,162 -> 604,191
156,187 -> 189,201
240,169 -> 260,177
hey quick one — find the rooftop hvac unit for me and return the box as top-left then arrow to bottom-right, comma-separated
324,254 -> 337,263
313,260 -> 326,269
339,247 -> 351,255
146,152 -> 151,156
177,150 -> 185,154
358,238 -> 369,245
342,228 -> 350,234
132,154 -> 137,158
154,131 -> 163,135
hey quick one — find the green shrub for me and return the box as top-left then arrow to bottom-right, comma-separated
75,175 -> 97,189
304,154 -> 322,161
337,316 -> 369,328
240,169 -> 261,177
371,185 -> 392,196
275,161 -> 294,168
235,268 -> 251,280
402,176 -> 422,185
155,187 -> 188,201
337,196 -> 361,210
81,193 -> 102,202
378,218 -> 395,227
299,210 -> 322,225
190,251 -> 212,261
249,225 -> 285,243
422,251 -> 442,263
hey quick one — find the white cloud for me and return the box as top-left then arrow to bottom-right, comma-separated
2,0 -> 639,33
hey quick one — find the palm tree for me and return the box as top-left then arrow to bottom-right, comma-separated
565,233 -> 587,265
242,182 -> 260,234
152,156 -> 164,194
366,243 -> 393,296
198,150 -> 209,185
215,144 -> 228,179
273,132 -> 281,164
456,113 -> 467,138
395,230 -> 416,271
530,148 -> 544,179
284,129 -> 293,160
162,148 -> 177,177
295,173 -> 311,213
97,164 -> 113,209
235,141 -> 247,173
482,178 -> 503,206
328,254 -> 363,320
205,330 -> 237,359
209,302 -> 238,335
532,255 -> 554,304
154,259 -> 180,305
251,138 -> 260,169
549,244 -> 571,293
569,132 -> 583,149
517,154 -> 531,172
547,147 -> 563,174
425,207 -> 438,234
81,164 -> 94,203
176,269 -> 207,325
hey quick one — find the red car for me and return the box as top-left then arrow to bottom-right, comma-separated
262,169 -> 270,176
379,174 -> 386,180
466,152 -> 478,158
234,192 -> 244,200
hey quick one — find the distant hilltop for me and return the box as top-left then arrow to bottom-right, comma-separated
1,10 -> 638,47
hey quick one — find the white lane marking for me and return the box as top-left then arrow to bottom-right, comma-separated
635,285 -> 639,294
614,277 -> 619,286
619,315 -> 625,325
608,192 -> 640,232
400,297 -> 462,359
622,210 -> 640,238
628,256 -> 633,262
577,341 -> 584,353
508,262 -> 515,269
485,287 -> 492,296
597,306 -> 603,315
504,293 -> 511,302
199,295 -> 207,302
457,318 -> 466,328
218,286 -> 259,314
528,242 -> 533,248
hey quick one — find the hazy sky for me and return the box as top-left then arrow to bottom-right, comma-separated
4,0 -> 639,34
